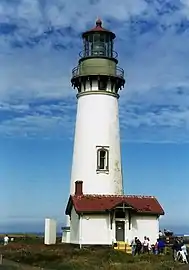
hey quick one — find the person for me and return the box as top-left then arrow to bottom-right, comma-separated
181,242 -> 188,263
147,238 -> 151,254
157,238 -> 165,254
172,238 -> 182,261
135,238 -> 142,255
159,230 -> 163,238
4,235 -> 9,245
143,236 -> 149,253
154,240 -> 159,255
177,242 -> 188,264
131,237 -> 137,256
178,250 -> 188,263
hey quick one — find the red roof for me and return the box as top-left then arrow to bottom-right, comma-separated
82,19 -> 116,39
66,194 -> 164,216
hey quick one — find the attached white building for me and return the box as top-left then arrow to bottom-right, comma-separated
65,181 -> 164,246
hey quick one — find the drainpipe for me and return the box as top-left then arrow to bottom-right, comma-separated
79,214 -> 82,249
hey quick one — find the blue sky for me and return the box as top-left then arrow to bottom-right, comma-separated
1,0 -> 189,233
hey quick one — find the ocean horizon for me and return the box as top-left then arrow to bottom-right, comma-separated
0,232 -> 188,239
0,222 -> 189,236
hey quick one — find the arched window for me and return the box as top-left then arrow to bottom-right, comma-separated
97,146 -> 109,172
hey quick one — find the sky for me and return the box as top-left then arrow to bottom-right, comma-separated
0,0 -> 189,234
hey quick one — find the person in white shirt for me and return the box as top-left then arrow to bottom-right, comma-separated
143,236 -> 149,253
181,243 -> 188,255
177,249 -> 188,263
181,243 -> 188,263
147,237 -> 152,253
4,235 -> 9,245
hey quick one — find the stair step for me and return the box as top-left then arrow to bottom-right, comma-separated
114,241 -> 132,254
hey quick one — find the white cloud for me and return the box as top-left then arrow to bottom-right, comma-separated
0,49 -> 72,101
0,0 -> 189,142
0,0 -> 148,32
0,101 -> 75,139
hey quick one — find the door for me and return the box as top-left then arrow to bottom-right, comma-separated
115,221 -> 125,241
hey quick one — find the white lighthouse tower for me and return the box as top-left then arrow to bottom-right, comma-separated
62,19 -> 125,243
70,19 -> 125,196
62,19 -> 164,246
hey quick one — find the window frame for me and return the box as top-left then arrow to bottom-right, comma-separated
96,146 -> 109,173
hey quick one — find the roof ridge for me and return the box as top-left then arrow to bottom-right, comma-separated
72,194 -> 156,199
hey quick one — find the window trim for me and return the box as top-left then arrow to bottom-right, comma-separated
96,146 -> 109,174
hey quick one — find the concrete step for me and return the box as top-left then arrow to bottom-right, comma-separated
114,241 -> 132,254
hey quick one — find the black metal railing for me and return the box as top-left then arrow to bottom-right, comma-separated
72,65 -> 124,79
79,50 -> 118,59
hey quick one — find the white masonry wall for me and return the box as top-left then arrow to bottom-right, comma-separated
80,214 -> 113,245
70,89 -> 123,196
69,210 -> 113,245
129,215 -> 159,245
69,208 -> 160,246
44,218 -> 57,245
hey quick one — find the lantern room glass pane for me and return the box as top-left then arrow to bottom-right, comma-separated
84,37 -> 89,57
83,33 -> 114,58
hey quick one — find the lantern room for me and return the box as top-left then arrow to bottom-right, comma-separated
80,19 -> 117,60
71,18 -> 125,94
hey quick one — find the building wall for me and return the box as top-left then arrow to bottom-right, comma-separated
129,215 -> 159,244
81,214 -> 113,245
44,218 -> 56,245
70,207 -> 80,244
70,91 -> 123,196
69,209 -> 160,246
61,229 -> 70,243
113,212 -> 159,244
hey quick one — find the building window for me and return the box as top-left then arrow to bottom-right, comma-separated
96,146 -> 109,172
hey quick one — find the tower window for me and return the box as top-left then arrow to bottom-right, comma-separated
96,146 -> 109,172
98,80 -> 107,90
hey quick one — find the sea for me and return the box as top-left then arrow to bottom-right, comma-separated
0,223 -> 188,237
0,231 -> 188,237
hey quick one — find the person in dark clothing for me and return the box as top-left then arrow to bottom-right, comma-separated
172,239 -> 182,261
135,239 -> 142,255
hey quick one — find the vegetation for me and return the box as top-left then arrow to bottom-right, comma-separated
0,234 -> 188,269
0,241 -> 188,270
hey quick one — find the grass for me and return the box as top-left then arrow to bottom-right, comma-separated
0,241 -> 187,270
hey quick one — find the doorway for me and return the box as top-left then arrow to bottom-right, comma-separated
115,221 -> 125,241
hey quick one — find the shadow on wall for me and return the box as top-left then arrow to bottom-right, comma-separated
132,218 -> 138,230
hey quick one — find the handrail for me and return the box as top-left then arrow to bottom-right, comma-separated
79,50 -> 118,59
72,65 -> 124,79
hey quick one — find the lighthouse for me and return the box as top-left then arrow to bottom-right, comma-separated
70,19 -> 125,196
62,19 -> 164,246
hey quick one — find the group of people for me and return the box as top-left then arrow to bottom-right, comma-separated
172,238 -> 188,263
131,236 -> 165,256
131,235 -> 188,264
3,235 -> 14,245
